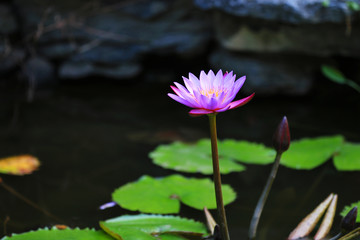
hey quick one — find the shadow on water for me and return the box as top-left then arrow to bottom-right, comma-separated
0,79 -> 359,239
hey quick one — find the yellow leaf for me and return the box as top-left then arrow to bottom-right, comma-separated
0,155 -> 40,175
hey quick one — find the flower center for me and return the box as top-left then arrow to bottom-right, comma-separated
200,88 -> 224,97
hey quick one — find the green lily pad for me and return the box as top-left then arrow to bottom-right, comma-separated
333,142 -> 360,171
281,136 -> 344,170
100,214 -> 207,240
219,139 -> 276,164
340,201 -> 360,223
1,228 -> 113,240
112,175 -> 236,214
149,140 -> 245,175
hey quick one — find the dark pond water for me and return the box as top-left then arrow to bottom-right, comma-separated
0,78 -> 359,240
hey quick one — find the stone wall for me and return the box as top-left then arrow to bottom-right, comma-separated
1,0 -> 359,95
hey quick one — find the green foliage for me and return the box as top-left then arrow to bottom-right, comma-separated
321,65 -> 347,84
333,143 -> 360,171
341,201 -> 360,223
321,65 -> 360,93
1,228 -> 113,240
347,1 -> 360,11
112,175 -> 236,214
219,139 -> 276,164
100,214 -> 207,240
150,139 -> 275,175
322,0 -> 330,7
281,136 -> 344,169
150,136 -> 360,172
149,140 -> 245,174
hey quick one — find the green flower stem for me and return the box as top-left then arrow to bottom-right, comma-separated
248,151 -> 282,240
338,228 -> 360,240
208,113 -> 230,240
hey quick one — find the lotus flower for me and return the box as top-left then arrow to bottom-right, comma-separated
168,70 -> 254,116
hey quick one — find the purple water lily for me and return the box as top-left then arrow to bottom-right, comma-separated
168,70 -> 254,116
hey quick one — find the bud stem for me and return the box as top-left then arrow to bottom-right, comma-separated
249,151 -> 282,240
208,113 -> 230,240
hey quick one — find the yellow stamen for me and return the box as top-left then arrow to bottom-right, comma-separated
200,88 -> 224,97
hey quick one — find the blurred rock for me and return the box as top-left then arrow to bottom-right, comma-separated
0,4 -> 17,34
14,0 -> 212,79
38,43 -> 77,59
59,61 -> 141,79
213,12 -> 360,57
194,0 -> 358,24
210,49 -> 313,95
120,0 -> 171,20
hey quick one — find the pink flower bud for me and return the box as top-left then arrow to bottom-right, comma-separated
273,116 -> 290,153
341,207 -> 357,233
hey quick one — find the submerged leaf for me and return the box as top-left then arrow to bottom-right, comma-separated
149,140 -> 245,174
1,227 -> 113,240
333,143 -> 360,171
341,202 -> 360,223
112,175 -> 236,214
281,136 -> 344,169
0,155 -> 40,175
288,194 -> 334,240
100,214 -> 207,240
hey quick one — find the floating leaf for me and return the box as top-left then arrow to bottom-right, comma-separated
150,140 -> 245,174
0,155 -> 40,175
1,227 -> 113,240
219,139 -> 275,164
112,175 -> 236,214
288,194 -> 334,240
333,143 -> 360,171
100,214 -> 207,240
150,139 -> 277,175
321,65 -> 347,84
281,136 -> 344,169
341,202 -> 360,223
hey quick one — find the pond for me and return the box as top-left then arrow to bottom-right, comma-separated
0,78 -> 359,240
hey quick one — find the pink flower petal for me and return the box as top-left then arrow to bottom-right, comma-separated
199,94 -> 211,108
215,106 -> 231,113
200,70 -> 210,92
182,77 -> 195,93
233,76 -> 246,94
214,70 -> 223,88
173,83 -> 199,107
228,93 -> 255,109
168,93 -> 196,108
207,70 -> 216,89
188,73 -> 200,91
189,109 -> 213,116
207,97 -> 219,110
